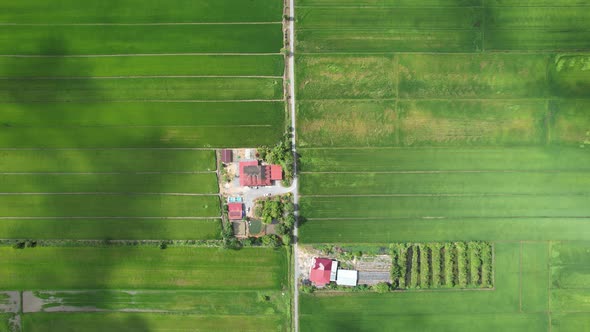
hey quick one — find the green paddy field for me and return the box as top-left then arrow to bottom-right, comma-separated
0,0 -> 289,331
296,0 -> 590,331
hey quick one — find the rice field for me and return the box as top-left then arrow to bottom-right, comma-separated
296,0 -> 590,331
0,1 -> 290,331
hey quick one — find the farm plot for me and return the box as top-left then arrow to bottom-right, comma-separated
0,247 -> 288,290
296,1 -> 590,330
22,312 -> 285,332
0,0 -> 283,23
390,242 -> 493,289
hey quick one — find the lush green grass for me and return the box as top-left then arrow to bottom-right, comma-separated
551,242 -> 590,289
299,147 -> 590,172
22,312 -> 287,332
300,172 -> 590,195
300,195 -> 590,219
0,315 -> 10,332
398,53 -> 551,99
551,313 -> 590,332
296,55 -> 396,99
297,29 -> 481,53
0,149 -> 215,172
1,77 -> 282,102
551,100 -> 590,146
0,55 -> 284,77
0,126 -> 284,148
32,290 -> 289,314
484,6 -> 590,51
521,242 -> 549,313
0,247 -> 288,290
297,100 -> 398,147
0,218 -> 221,240
0,101 -> 284,127
0,173 -> 218,193
1,0 -> 282,23
297,7 -> 481,29
398,100 -> 548,146
297,0 -> 481,6
0,25 -> 283,55
0,194 -> 219,217
299,218 -> 590,243
301,243 -> 543,331
548,55 -> 590,98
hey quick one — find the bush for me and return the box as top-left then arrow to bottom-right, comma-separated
373,282 -> 391,294
275,223 -> 289,236
12,241 -> 25,249
281,234 -> 292,246
261,234 -> 281,248
429,243 -> 442,287
419,244 -> 431,288
284,213 -> 296,228
456,242 -> 468,288
444,243 -> 455,287
300,284 -> 315,293
159,241 -> 168,250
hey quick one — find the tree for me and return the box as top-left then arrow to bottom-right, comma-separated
281,234 -> 292,246
275,223 -> 288,235
284,213 -> 296,228
261,234 -> 281,248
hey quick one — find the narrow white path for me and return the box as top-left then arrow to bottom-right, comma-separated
287,0 -> 300,331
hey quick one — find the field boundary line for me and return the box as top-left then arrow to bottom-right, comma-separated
6,125 -> 276,129
0,216 -> 220,219
519,241 -> 523,313
0,22 -> 282,26
548,241 -> 553,332
300,193 -> 590,197
0,192 -> 219,196
0,75 -> 284,80
0,53 -> 282,58
300,170 -> 587,174
2,99 -> 285,103
0,171 -> 215,175
0,148 -> 218,150
304,216 -> 590,220
296,51 -> 573,55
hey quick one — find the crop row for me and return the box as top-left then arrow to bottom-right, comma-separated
390,242 -> 493,289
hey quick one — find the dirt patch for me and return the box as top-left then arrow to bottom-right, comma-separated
0,292 -> 20,313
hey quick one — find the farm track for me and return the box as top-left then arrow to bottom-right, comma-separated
0,53 -> 282,57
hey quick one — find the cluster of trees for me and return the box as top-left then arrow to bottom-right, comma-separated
12,240 -> 37,249
254,194 -> 295,246
258,132 -> 295,186
390,241 -> 493,290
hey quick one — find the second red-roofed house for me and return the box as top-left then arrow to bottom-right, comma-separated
228,203 -> 243,220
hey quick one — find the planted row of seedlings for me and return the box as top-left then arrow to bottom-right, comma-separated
390,242 -> 493,290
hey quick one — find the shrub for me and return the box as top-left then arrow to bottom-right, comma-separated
300,284 -> 315,293
456,242 -> 468,288
419,244 -> 431,288
398,244 -> 409,289
373,282 -> 391,294
410,245 -> 420,288
481,242 -> 493,287
468,242 -> 483,286
281,234 -> 292,246
159,241 -> 168,250
261,235 -> 281,248
12,241 -> 25,249
429,243 -> 442,287
284,213 -> 296,228
443,243 -> 455,287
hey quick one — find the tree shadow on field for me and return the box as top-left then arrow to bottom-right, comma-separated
0,36 -> 208,331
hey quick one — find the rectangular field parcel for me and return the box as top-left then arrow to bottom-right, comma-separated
296,1 -> 590,331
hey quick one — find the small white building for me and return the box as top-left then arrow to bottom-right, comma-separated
336,269 -> 358,286
329,261 -> 338,282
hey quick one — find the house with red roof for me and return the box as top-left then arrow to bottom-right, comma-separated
239,161 -> 283,187
309,257 -> 338,286
228,203 -> 243,220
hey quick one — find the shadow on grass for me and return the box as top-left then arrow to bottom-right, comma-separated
0,36 -> 214,331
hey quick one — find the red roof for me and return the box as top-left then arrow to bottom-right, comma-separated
310,258 -> 333,286
228,203 -> 243,220
270,165 -> 283,181
239,161 -> 271,187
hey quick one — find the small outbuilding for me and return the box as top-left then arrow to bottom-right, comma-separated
270,165 -> 283,181
228,203 -> 243,220
336,269 -> 359,286
221,149 -> 233,164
